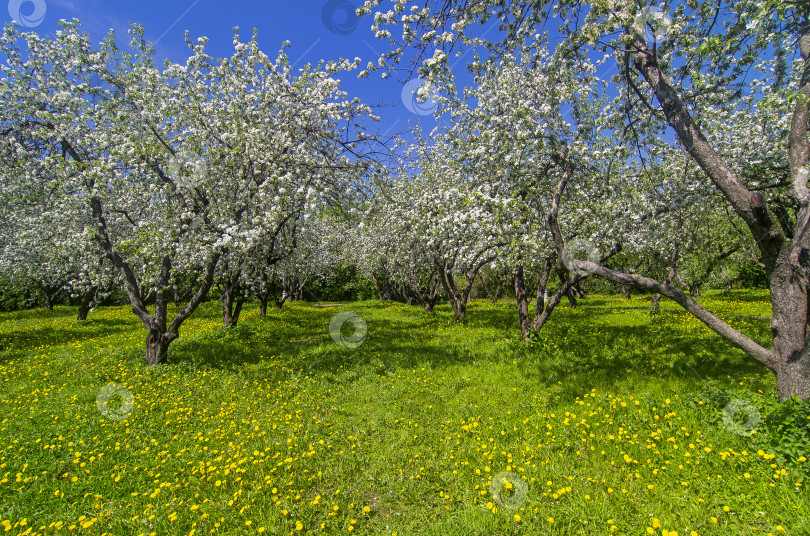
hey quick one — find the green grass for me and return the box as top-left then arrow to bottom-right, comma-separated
0,291 -> 805,535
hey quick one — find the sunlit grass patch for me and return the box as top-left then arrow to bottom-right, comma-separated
0,292 -> 806,535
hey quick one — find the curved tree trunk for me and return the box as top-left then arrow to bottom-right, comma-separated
618,27 -> 810,400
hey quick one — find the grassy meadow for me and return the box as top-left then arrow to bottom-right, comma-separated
0,291 -> 806,535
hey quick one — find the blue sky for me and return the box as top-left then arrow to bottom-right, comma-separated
4,0 -> 446,140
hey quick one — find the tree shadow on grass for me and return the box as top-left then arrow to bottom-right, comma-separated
519,318 -> 771,408
165,310 -> 483,389
700,290 -> 770,304
157,298 -> 774,403
0,316 -> 135,362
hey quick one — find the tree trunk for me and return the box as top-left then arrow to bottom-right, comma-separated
445,272 -> 466,321
565,287 -> 578,308
409,271 -> 441,313
221,271 -> 244,328
534,257 -> 554,320
220,288 -> 237,328
222,290 -> 244,328
259,294 -> 268,317
39,281 -> 64,311
403,283 -> 411,303
620,284 -> 631,299
372,274 -> 383,300
624,28 -> 810,400
533,276 -> 581,331
769,259 -> 810,401
479,273 -> 502,303
514,265 -> 530,340
372,273 -> 391,300
77,287 -> 95,321
90,197 -> 220,367
574,280 -> 587,300
145,330 -> 173,366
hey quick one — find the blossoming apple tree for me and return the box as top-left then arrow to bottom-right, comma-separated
0,21 -> 375,363
360,0 -> 810,400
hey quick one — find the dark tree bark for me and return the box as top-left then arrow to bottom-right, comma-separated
91,196 -> 221,365
77,286 -> 95,321
514,265 -> 530,339
221,278 -> 245,328
479,272 -> 504,303
620,28 -> 810,399
371,274 -> 384,300
38,281 -> 65,311
409,270 -> 441,312
534,257 -> 554,320
620,284 -> 631,299
258,270 -> 287,315
371,273 -> 392,301
564,285 -> 578,308
42,288 -> 53,311
573,279 -> 587,300
145,330 -> 172,366
435,248 -> 498,322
